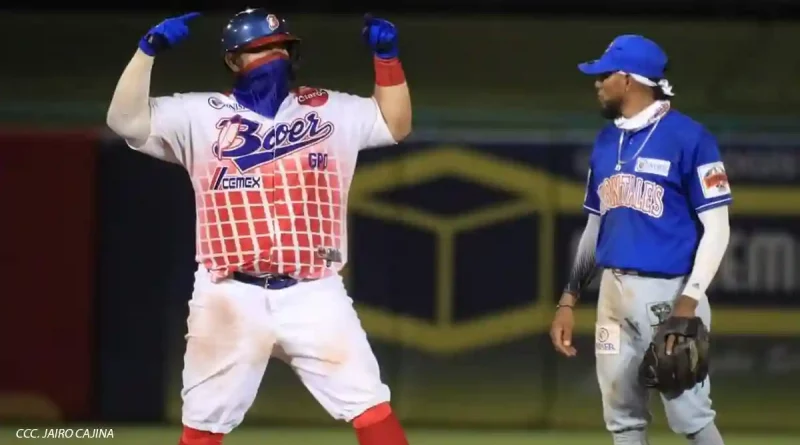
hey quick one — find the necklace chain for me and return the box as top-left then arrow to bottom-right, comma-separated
614,102 -> 671,172
615,119 -> 662,171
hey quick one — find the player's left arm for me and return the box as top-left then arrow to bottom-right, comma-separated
363,15 -> 412,143
673,130 -> 733,315
373,67 -> 411,142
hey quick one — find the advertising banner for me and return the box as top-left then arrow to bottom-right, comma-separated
140,136 -> 800,429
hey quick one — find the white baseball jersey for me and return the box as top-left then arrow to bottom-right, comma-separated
130,86 -> 395,280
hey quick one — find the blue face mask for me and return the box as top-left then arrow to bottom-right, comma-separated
232,56 -> 292,119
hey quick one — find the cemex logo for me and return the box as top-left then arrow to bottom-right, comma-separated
210,166 -> 262,190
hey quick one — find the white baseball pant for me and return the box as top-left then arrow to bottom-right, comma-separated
595,269 -> 715,436
180,267 -> 390,434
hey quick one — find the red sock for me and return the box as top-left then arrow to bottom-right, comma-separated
179,426 -> 223,445
353,403 -> 409,445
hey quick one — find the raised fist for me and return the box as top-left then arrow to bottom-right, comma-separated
139,12 -> 201,57
362,15 -> 399,59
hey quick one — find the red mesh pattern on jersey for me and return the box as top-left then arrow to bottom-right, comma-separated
193,148 -> 344,280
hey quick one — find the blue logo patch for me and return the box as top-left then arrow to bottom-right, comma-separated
212,112 -> 334,172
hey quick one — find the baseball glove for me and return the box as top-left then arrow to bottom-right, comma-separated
639,316 -> 710,394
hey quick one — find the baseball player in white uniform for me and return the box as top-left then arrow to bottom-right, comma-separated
106,9 -> 412,445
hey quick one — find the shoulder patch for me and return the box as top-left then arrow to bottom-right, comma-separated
296,87 -> 329,107
697,161 -> 731,199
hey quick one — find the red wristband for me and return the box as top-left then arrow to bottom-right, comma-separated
374,56 -> 406,87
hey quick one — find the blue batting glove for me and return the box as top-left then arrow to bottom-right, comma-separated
362,15 -> 399,59
139,12 -> 201,57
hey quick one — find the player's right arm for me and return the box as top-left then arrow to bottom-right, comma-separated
106,50 -> 156,149
562,166 -> 603,304
551,165 -> 602,357
106,13 -> 200,163
563,212 -> 601,305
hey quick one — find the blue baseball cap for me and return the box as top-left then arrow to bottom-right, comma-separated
578,35 -> 668,79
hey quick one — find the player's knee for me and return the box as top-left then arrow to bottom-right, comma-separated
352,402 -> 393,429
179,426 -> 224,445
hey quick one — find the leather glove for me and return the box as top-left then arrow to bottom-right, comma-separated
639,316 -> 710,395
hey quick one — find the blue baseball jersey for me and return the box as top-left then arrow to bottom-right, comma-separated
583,110 -> 732,276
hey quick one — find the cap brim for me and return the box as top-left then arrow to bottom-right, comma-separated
578,57 -> 616,75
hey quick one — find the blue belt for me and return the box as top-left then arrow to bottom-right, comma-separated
231,271 -> 300,290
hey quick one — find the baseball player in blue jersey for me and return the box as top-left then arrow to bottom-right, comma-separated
549,35 -> 732,445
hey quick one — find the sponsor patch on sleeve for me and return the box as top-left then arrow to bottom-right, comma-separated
697,161 -> 731,199
296,87 -> 330,107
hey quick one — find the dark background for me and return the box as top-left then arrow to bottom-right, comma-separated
1,2 -> 799,444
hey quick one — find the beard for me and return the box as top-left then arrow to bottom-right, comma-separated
600,97 -> 623,120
